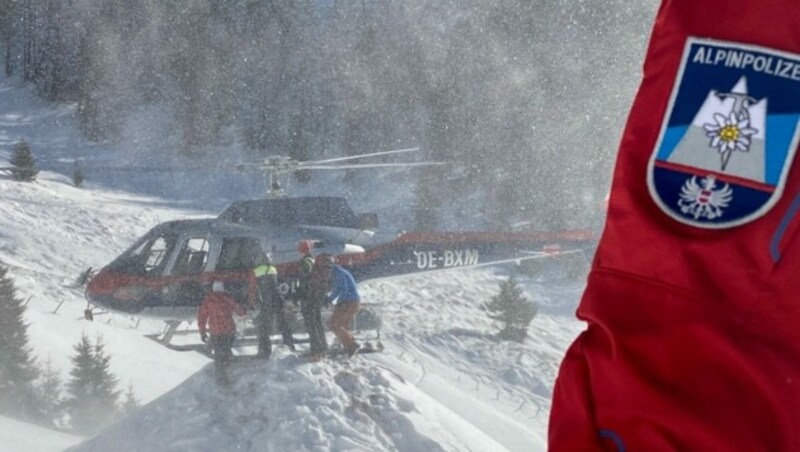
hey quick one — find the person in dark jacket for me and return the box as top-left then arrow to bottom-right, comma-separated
198,281 -> 245,384
298,241 -> 328,360
251,252 -> 293,358
325,259 -> 361,356
304,250 -> 332,361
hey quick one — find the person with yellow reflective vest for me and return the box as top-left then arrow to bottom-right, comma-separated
297,240 -> 327,360
250,251 -> 294,358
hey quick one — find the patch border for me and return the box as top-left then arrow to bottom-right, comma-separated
647,37 -> 800,229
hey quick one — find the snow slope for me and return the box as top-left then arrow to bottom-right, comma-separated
0,414 -> 81,452
72,350 -> 507,452
66,266 -> 586,452
0,76 -> 589,451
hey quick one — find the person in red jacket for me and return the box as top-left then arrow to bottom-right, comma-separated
198,281 -> 245,384
549,1 -> 800,450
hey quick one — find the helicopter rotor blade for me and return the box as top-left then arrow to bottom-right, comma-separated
304,147 -> 420,165
75,165 -> 210,173
235,162 -> 295,172
298,162 -> 445,170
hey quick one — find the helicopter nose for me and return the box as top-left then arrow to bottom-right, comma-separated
86,269 -> 149,314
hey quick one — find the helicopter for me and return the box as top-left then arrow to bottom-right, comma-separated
83,149 -> 596,351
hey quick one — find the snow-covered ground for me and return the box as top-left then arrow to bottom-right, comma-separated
0,414 -> 81,452
0,76 -> 589,451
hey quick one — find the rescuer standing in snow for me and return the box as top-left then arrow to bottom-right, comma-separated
298,241 -> 328,360
251,251 -> 294,358
324,256 -> 361,356
198,281 -> 245,384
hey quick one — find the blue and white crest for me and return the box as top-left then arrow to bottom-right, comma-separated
648,38 -> 800,228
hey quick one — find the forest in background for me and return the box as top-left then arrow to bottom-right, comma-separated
0,0 -> 656,230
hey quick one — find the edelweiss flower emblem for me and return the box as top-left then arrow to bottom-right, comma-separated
703,112 -> 758,170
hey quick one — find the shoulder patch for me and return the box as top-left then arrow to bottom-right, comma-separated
648,38 -> 800,229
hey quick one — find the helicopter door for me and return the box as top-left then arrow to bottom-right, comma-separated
172,238 -> 210,276
166,237 -> 210,307
214,237 -> 262,305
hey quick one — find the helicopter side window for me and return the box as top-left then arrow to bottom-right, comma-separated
217,237 -> 261,271
172,238 -> 209,276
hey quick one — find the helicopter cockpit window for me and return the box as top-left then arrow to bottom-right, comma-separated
144,236 -> 174,274
216,237 -> 261,271
109,231 -> 178,276
172,238 -> 209,276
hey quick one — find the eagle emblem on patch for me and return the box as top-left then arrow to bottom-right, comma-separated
648,38 -> 800,229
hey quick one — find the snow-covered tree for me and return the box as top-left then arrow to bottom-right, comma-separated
0,264 -> 41,420
485,276 -> 537,342
10,139 -> 39,181
64,334 -> 120,434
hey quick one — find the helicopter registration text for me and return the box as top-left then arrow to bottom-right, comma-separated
414,249 -> 479,270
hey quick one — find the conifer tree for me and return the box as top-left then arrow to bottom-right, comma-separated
9,139 -> 39,181
485,276 -> 538,342
38,357 -> 64,427
64,334 -> 95,432
65,334 -> 120,434
91,337 -> 120,412
0,264 -> 41,419
122,382 -> 139,414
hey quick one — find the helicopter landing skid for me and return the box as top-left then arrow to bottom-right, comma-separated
144,307 -> 384,357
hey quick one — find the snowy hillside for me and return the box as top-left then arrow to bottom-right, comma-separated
0,414 -> 80,452
72,350 -> 508,452
0,76 -> 589,451
66,267 -> 586,452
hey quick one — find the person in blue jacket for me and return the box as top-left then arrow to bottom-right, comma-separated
324,257 -> 361,356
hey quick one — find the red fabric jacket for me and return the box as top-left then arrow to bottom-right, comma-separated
197,292 -> 245,336
550,1 -> 800,450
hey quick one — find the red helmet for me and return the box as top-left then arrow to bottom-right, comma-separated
297,240 -> 313,254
